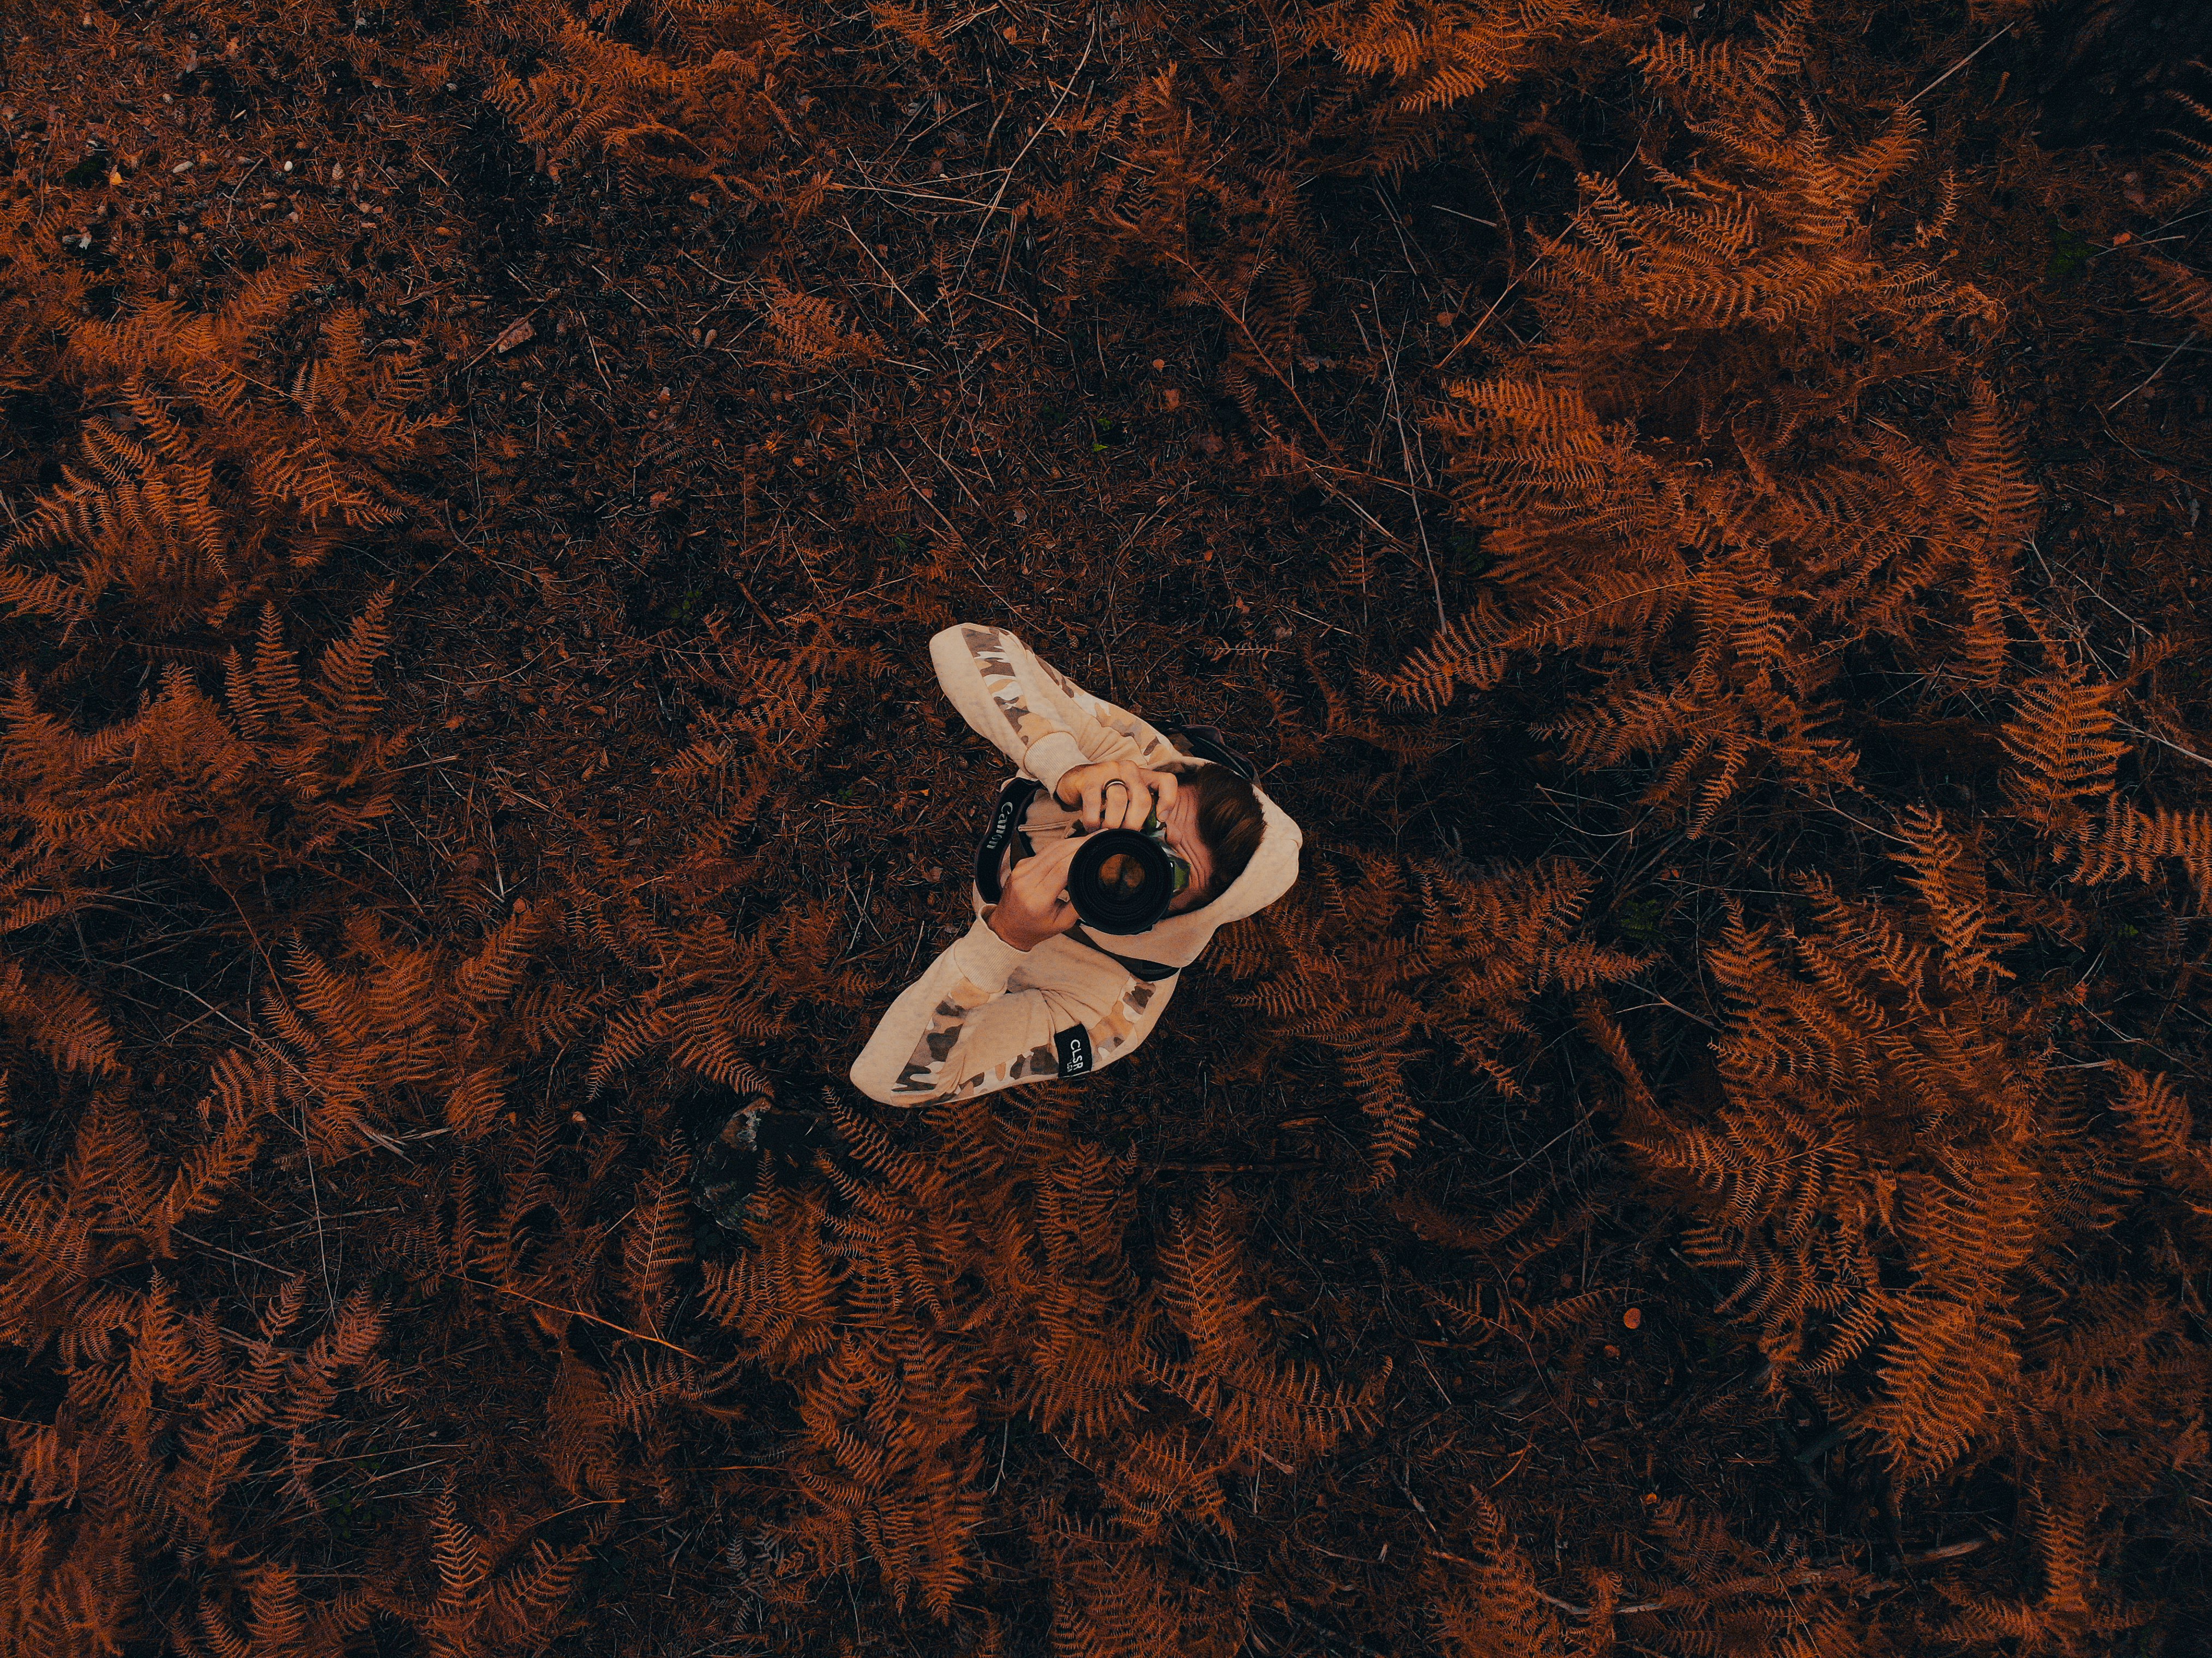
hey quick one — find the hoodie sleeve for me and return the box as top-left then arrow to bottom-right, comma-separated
929,623 -> 1178,802
847,915 -> 1169,1105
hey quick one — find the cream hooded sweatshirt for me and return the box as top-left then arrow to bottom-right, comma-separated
847,622 -> 1303,1104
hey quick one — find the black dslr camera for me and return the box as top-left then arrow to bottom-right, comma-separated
1063,806 -> 1191,934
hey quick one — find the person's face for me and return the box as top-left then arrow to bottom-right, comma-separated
1159,783 -> 1215,914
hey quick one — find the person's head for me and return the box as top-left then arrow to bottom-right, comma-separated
1158,761 -> 1266,914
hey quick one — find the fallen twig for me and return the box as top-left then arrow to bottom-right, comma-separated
2109,329 -> 2199,411
457,310 -> 538,375
1373,281 -> 1448,630
1148,1159 -> 1324,1174
454,1273 -> 711,1363
1900,21 -> 2018,112
952,8 -> 1099,293
836,215 -> 937,330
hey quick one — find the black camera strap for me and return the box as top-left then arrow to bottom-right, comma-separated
972,777 -> 1041,903
1065,926 -> 1180,982
1160,720 -> 1258,782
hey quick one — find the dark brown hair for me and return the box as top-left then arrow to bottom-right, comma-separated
1182,762 -> 1266,904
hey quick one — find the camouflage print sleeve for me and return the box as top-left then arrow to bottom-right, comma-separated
846,917 -> 1171,1106
928,623 -> 1181,801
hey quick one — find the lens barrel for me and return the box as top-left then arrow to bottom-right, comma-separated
1067,827 -> 1183,933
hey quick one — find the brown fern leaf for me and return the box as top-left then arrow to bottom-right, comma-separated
2065,798 -> 2212,907
308,584 -> 396,742
0,958 -> 121,1077
759,279 -> 885,368
2108,1063 -> 2212,1203
442,1066 -> 509,1140
2130,251 -> 2212,330
623,1149 -> 694,1335
454,900 -> 540,1006
1861,1294 -> 2022,1481
1998,666 -> 2129,833
9,277 -> 436,641
1422,1492 -> 1575,1657
1890,806 -> 2024,987
868,1 -> 954,66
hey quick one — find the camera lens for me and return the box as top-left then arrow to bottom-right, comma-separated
1067,828 -> 1179,932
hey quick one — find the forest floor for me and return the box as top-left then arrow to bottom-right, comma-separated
3,2 -> 2212,1656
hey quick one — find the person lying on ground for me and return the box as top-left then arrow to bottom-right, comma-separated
847,622 -> 1303,1104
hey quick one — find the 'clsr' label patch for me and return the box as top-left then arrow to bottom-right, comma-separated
1054,1025 -> 1092,1077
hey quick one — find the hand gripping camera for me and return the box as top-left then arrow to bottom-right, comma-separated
1063,803 -> 1191,934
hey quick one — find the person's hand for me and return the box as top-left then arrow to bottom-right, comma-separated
1053,759 -> 1181,833
987,834 -> 1085,951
